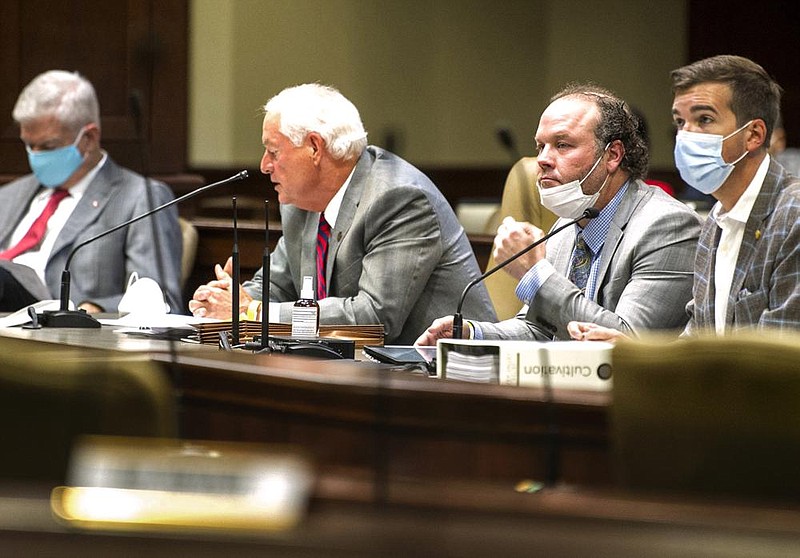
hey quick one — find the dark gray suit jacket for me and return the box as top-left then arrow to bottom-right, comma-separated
477,180 -> 702,340
0,158 -> 182,312
244,146 -> 496,344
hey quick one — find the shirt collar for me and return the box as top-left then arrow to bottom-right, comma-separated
578,179 -> 629,254
711,154 -> 770,227
322,164 -> 356,228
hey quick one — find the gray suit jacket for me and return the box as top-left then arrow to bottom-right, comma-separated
684,158 -> 800,333
478,180 -> 702,340
244,146 -> 496,344
0,158 -> 183,312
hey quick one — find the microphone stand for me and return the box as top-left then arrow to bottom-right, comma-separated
242,200 -> 273,354
39,171 -> 249,328
451,207 -> 600,339
258,200 -> 271,352
231,197 -> 240,346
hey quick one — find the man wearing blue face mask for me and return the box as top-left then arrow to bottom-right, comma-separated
671,55 -> 800,334
0,70 -> 182,313
417,84 -> 703,344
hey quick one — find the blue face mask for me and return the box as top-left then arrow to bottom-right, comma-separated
26,126 -> 87,188
673,121 -> 751,195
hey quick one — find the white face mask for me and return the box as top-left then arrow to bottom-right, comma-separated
673,120 -> 751,195
537,143 -> 610,219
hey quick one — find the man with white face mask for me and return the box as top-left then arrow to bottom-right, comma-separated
671,55 -> 800,334
0,70 -> 182,313
416,84 -> 702,344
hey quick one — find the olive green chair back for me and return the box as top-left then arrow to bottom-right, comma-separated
611,332 -> 800,501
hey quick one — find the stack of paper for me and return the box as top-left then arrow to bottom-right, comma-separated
443,351 -> 499,383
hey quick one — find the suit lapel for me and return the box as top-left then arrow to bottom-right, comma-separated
0,177 -> 40,247
724,158 -> 783,323
593,181 -> 648,295
325,149 -> 371,284
49,159 -> 118,260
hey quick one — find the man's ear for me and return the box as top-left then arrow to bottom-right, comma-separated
307,132 -> 325,163
746,119 -> 768,151
606,139 -> 625,173
82,123 -> 101,151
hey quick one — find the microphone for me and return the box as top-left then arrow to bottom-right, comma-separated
451,207 -> 600,339
496,125 -> 522,162
39,170 -> 249,328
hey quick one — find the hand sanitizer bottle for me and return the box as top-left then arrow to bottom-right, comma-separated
292,275 -> 319,338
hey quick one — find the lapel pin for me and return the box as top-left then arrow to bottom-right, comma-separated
755,229 -> 761,240
92,200 -> 99,208
337,231 -> 342,241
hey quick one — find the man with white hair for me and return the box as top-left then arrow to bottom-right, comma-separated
190,83 -> 496,344
0,70 -> 182,313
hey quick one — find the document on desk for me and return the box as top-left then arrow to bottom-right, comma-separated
99,314 -> 222,342
98,313 -> 221,329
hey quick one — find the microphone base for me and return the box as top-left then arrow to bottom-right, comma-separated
39,309 -> 101,328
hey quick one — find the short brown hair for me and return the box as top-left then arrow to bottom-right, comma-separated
670,55 -> 782,145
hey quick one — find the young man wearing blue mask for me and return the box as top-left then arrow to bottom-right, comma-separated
417,84 -> 703,344
568,55 -> 800,341
671,54 -> 800,334
0,70 -> 183,313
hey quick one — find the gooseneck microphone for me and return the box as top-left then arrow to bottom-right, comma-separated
496,125 -> 522,162
451,207 -> 600,339
40,170 -> 249,328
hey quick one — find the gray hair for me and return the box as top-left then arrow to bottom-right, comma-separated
12,70 -> 100,133
263,83 -> 367,161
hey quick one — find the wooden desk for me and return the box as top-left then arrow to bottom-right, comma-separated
0,326 -> 611,488
2,474 -> 800,557
159,349 -> 611,488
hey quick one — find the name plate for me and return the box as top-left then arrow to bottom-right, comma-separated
436,339 -> 614,390
51,436 -> 314,534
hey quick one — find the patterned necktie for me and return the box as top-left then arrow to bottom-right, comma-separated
315,213 -> 332,299
0,188 -> 70,260
568,231 -> 592,292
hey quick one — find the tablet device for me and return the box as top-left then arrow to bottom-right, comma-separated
362,345 -> 436,365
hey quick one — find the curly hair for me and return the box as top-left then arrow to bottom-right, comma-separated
550,83 -> 649,181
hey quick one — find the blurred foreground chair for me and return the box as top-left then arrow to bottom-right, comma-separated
0,338 -> 176,484
611,332 -> 800,502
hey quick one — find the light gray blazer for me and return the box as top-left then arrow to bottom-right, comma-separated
244,146 -> 497,344
0,158 -> 183,312
477,180 -> 702,340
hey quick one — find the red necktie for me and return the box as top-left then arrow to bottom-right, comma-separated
316,213 -> 332,299
0,189 -> 70,260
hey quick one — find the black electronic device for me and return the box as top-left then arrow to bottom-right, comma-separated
252,335 -> 354,360
362,345 -> 436,366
